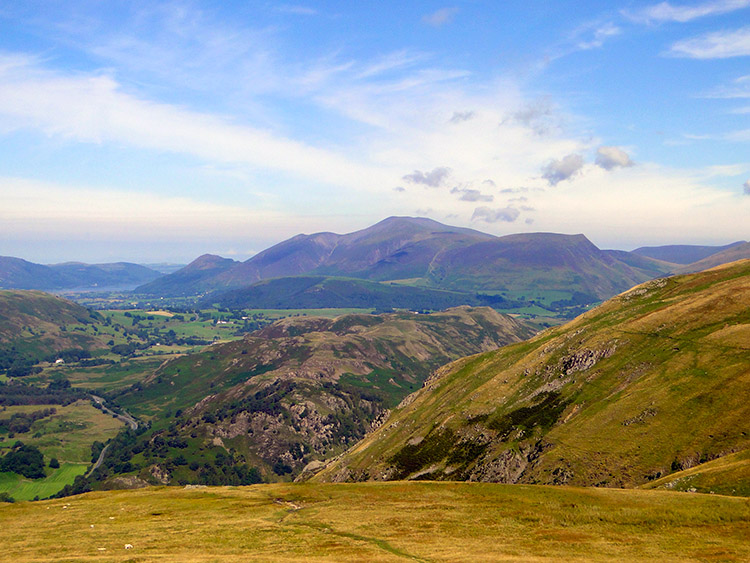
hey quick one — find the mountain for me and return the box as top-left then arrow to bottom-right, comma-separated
137,217 -> 671,307
633,241 -> 746,264
311,260 -> 750,493
0,257 -> 68,290
89,307 -> 534,485
135,254 -> 238,296
49,261 -> 162,289
0,290 -> 105,370
422,232 -> 664,298
0,256 -> 162,290
674,241 -> 750,274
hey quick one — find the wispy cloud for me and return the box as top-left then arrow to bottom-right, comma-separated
625,0 -> 750,24
422,7 -> 459,28
276,5 -> 318,16
706,74 -> 750,98
669,26 -> 750,58
744,179 -> 750,194
576,23 -> 621,50
0,54 -> 386,190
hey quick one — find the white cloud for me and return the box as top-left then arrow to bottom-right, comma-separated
0,55 -> 390,191
744,179 -> 750,194
576,23 -> 621,50
472,206 -> 520,223
422,7 -> 459,27
707,75 -> 750,99
596,146 -> 634,170
669,26 -> 750,58
403,167 -> 452,187
532,164 -> 750,247
451,187 -> 493,202
542,154 -> 585,185
626,0 -> 750,23
450,110 -> 475,123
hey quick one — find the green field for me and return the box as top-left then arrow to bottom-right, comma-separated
0,401 -> 126,500
0,463 -> 86,501
0,482 -> 748,561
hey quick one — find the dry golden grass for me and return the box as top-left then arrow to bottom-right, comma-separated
0,482 -> 748,562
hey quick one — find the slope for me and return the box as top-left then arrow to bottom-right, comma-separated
633,241 -> 746,264
88,307 -> 534,486
312,260 -> 750,492
675,241 -> 750,274
1,483 -> 749,562
0,290 -> 105,365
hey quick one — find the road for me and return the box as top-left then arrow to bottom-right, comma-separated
90,395 -> 138,430
86,443 -> 110,477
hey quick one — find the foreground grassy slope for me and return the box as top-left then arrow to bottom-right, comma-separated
1,482 -> 748,562
314,260 -> 750,490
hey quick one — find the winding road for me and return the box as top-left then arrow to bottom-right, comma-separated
90,395 -> 138,430
86,396 -> 138,477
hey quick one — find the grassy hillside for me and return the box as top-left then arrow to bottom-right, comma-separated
206,275 -> 522,312
0,291 -> 104,363
0,482 -> 748,561
313,260 -> 750,493
85,308 -> 533,486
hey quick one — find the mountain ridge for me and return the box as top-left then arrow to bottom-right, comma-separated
137,217 -> 673,306
310,259 -> 750,492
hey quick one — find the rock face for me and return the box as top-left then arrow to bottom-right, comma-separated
101,307 -> 534,484
312,261 -> 750,491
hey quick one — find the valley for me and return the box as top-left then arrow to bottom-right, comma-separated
1,222 -> 748,560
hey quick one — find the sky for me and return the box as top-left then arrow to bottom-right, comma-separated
0,0 -> 749,264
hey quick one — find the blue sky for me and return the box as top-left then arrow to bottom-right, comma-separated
0,0 -> 749,263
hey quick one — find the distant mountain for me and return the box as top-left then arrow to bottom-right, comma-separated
0,257 -> 69,290
138,217 -> 671,305
632,241 -> 746,264
311,259 -> 750,491
0,256 -> 162,290
675,242 -> 750,274
92,307 -> 534,483
49,261 -> 162,289
135,254 -> 238,296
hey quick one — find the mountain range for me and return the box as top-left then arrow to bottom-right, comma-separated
0,257 -> 162,291
137,217 -> 682,309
